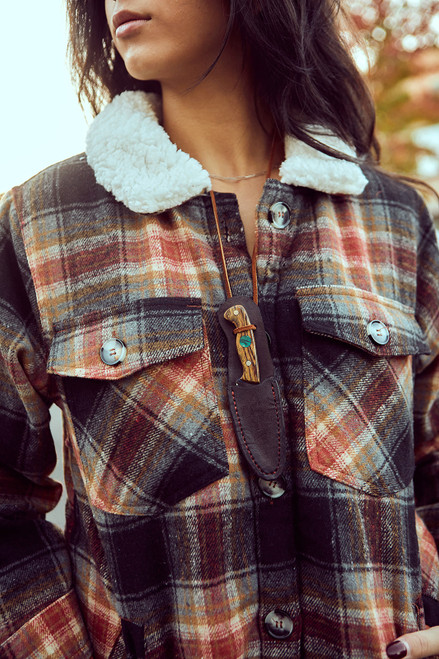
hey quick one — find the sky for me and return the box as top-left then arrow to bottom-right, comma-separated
0,1 -> 88,193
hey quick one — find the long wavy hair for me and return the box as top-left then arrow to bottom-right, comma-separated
66,0 -> 379,162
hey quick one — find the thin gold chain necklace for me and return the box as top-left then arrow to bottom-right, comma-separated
209,170 -> 267,183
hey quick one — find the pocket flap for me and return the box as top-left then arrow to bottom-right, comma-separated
296,285 -> 430,356
47,297 -> 204,379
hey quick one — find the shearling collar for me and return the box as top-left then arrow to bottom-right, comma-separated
86,91 -> 368,214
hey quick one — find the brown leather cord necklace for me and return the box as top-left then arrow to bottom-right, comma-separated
210,142 -> 287,481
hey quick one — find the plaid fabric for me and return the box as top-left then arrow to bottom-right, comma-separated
1,155 -> 439,658
0,590 -> 92,658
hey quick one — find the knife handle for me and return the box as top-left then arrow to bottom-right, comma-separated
224,305 -> 260,383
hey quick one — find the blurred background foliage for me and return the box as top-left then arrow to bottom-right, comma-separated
346,0 -> 439,211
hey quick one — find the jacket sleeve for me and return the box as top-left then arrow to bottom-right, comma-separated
412,197 -> 439,538
0,191 -> 92,657
410,194 -> 439,624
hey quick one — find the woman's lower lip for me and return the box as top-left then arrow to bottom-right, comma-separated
115,19 -> 150,38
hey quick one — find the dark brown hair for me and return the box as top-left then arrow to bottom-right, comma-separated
66,0 -> 379,162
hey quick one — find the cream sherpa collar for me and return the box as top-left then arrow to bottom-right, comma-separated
86,91 -> 368,214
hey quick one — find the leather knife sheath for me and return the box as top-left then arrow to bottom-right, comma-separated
218,296 -> 286,480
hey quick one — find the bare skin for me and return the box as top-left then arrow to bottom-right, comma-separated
106,2 -> 439,656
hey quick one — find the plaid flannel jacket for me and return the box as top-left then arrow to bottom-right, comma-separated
1,144 -> 439,658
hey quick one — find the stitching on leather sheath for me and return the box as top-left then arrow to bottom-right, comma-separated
270,382 -> 282,462
231,387 -> 281,476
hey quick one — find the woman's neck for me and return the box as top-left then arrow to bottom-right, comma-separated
161,61 -> 275,180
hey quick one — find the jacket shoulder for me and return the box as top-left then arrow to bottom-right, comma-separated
12,154 -> 114,217
358,166 -> 437,240
361,165 -> 426,210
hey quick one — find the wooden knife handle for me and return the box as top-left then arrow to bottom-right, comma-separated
224,305 -> 260,383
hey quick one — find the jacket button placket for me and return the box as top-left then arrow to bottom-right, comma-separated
257,472 -> 300,647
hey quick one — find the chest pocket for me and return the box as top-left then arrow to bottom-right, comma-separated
47,297 -> 228,516
296,285 -> 430,496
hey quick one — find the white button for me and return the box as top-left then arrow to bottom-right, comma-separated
258,477 -> 286,499
100,338 -> 127,366
367,320 -> 390,346
269,202 -> 291,229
